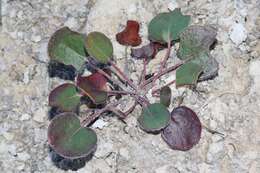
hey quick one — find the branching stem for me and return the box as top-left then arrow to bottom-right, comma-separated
149,38 -> 172,89
110,61 -> 138,92
81,101 -> 120,127
141,62 -> 183,89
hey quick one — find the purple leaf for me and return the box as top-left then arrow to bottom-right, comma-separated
161,106 -> 202,151
131,42 -> 165,59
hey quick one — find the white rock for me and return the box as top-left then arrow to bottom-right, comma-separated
168,1 -> 179,11
64,17 -> 78,29
207,141 -> 224,162
38,41 -> 49,63
198,163 -> 211,173
119,147 -> 130,160
9,9 -> 17,18
249,60 -> 260,91
16,162 -> 26,171
0,58 -> 6,71
92,119 -> 108,129
33,108 -> 46,123
95,140 -> 113,158
3,132 -> 14,140
128,4 -> 137,14
17,10 -> 24,19
229,23 -> 247,45
20,113 -> 31,121
18,151 -> 31,161
23,68 -> 30,84
209,119 -> 218,129
6,144 -> 17,155
249,60 -> 260,76
31,35 -> 41,42
34,128 -> 47,143
155,165 -> 169,173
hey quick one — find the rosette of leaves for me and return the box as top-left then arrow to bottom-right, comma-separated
46,8 -> 220,171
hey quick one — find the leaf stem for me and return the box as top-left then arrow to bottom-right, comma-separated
124,101 -> 137,115
149,38 -> 172,89
107,90 -> 137,96
138,58 -> 147,85
81,101 -> 120,127
88,62 -> 128,92
202,124 -> 225,137
108,107 -> 127,120
110,61 -> 138,92
141,62 -> 183,89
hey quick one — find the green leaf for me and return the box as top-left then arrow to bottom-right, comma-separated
49,83 -> 81,112
176,61 -> 203,87
48,27 -> 87,70
77,72 -> 108,104
85,32 -> 113,64
148,8 -> 190,43
138,103 -> 170,132
160,86 -> 172,107
48,112 -> 97,159
177,25 -> 219,82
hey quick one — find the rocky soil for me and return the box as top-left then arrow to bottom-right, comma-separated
0,0 -> 260,172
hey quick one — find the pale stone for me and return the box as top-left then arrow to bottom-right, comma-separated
119,147 -> 130,160
207,141 -> 224,162
95,139 -> 114,158
92,119 -> 108,129
229,23 -> 247,45
20,113 -> 31,121
64,17 -> 78,29
18,151 -> 31,161
3,132 -> 14,140
31,35 -> 42,42
33,108 -> 46,123
168,1 -> 179,11
155,165 -> 169,173
249,60 -> 260,92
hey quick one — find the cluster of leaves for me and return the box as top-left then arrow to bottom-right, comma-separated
47,8 -> 218,171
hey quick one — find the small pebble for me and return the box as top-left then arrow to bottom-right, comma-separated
229,23 -> 247,45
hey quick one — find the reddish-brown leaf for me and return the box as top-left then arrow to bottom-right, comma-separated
131,42 -> 165,59
116,20 -> 141,47
161,106 -> 202,151
77,72 -> 108,104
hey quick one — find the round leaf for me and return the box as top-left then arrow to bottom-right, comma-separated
138,103 -> 170,132
148,8 -> 190,43
48,27 -> 87,70
161,106 -> 202,151
49,83 -> 81,112
160,86 -> 172,107
85,32 -> 113,64
48,112 -> 97,159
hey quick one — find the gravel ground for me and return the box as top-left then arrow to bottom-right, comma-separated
0,0 -> 260,172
